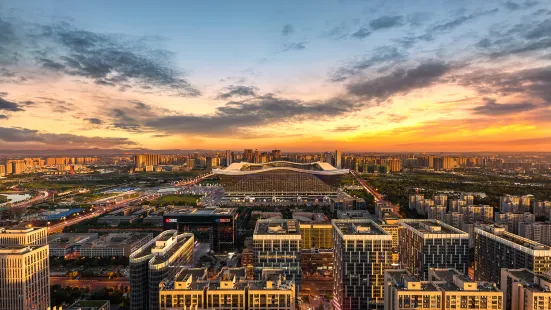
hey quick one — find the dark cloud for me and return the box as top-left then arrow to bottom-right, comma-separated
130,100 -> 152,110
351,27 -> 371,39
369,16 -> 404,30
458,66 -> 551,105
430,8 -> 499,32
85,118 -> 103,125
330,46 -> 406,82
0,18 -> 201,97
476,18 -> 551,57
146,94 -> 360,135
330,125 -> 359,132
0,92 -> 7,97
0,97 -> 24,112
504,1 -> 521,10
282,24 -> 294,36
324,22 -> 351,40
0,115 -> 7,120
282,42 -> 306,51
346,61 -> 452,100
0,127 -> 135,147
110,108 -> 141,131
472,98 -> 538,115
216,85 -> 258,100
397,33 -> 433,49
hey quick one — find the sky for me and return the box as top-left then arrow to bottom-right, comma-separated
1,0 -> 551,152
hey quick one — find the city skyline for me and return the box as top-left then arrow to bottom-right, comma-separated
2,0 -> 551,151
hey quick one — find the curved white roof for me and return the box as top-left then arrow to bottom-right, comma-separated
213,161 -> 349,176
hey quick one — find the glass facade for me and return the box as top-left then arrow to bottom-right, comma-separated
163,210 -> 237,253
333,220 -> 393,310
219,170 -> 342,195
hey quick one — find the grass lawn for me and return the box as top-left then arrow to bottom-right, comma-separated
151,194 -> 201,206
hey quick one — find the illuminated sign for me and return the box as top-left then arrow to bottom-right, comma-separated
165,218 -> 177,223
218,218 -> 231,223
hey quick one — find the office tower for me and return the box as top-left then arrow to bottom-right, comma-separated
129,230 -> 194,310
0,227 -> 48,246
299,223 -> 332,249
533,200 -> 551,218
501,269 -> 551,310
475,225 -> 551,285
0,227 -> 50,310
333,219 -> 393,309
0,165 -> 4,176
225,150 -> 232,167
334,150 -> 342,168
399,219 -> 469,280
385,269 -> 503,310
163,208 -> 237,253
253,219 -> 301,290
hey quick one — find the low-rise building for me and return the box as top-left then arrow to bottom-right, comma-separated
159,267 -> 296,310
385,269 -> 503,310
79,233 -> 153,257
501,269 -> 551,310
47,233 -> 98,256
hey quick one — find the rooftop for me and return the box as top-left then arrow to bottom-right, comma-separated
129,230 -> 178,262
476,225 -> 551,254
386,270 -> 438,292
505,269 -> 551,292
214,161 -> 349,175
399,219 -> 468,237
332,219 -> 390,237
254,219 -> 300,235
79,233 -> 151,249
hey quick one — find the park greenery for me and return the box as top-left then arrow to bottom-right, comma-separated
150,194 -> 201,206
0,195 -> 7,203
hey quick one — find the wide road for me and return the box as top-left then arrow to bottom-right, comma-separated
175,173 -> 214,187
50,277 -> 129,290
10,190 -> 49,208
349,170 -> 402,217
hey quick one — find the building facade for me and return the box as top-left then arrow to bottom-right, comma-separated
129,230 -> 194,310
213,161 -> 348,197
333,219 -> 393,309
252,219 -> 302,290
0,227 -> 49,310
474,225 -> 551,285
399,219 -> 469,280
163,208 -> 237,253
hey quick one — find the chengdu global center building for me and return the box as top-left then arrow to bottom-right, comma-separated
213,161 -> 349,199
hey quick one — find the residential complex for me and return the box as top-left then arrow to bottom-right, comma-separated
474,225 -> 551,285
384,268 -> 503,310
332,219 -> 393,309
501,269 -> 551,310
399,219 -> 470,280
158,267 -> 296,310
